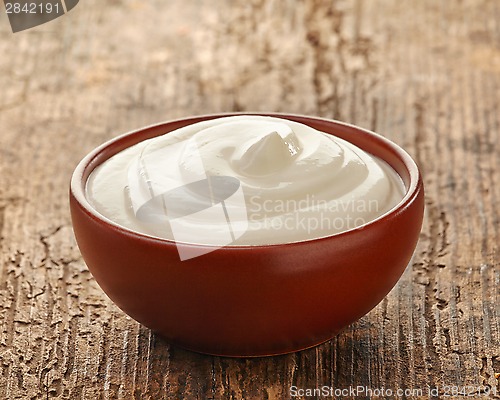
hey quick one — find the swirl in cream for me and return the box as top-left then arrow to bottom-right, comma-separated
87,116 -> 405,245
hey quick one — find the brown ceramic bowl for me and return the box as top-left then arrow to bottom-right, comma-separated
70,113 -> 424,357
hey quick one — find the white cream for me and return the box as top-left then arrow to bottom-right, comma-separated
87,116 -> 405,245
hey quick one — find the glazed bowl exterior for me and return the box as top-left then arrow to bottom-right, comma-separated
70,113 -> 424,357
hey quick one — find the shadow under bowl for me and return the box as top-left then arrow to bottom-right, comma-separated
70,113 -> 425,357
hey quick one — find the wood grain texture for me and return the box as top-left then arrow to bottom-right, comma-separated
0,0 -> 499,398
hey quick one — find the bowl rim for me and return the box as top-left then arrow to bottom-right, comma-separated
70,112 -> 423,249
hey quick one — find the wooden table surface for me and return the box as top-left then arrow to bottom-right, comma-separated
0,1 -> 499,399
